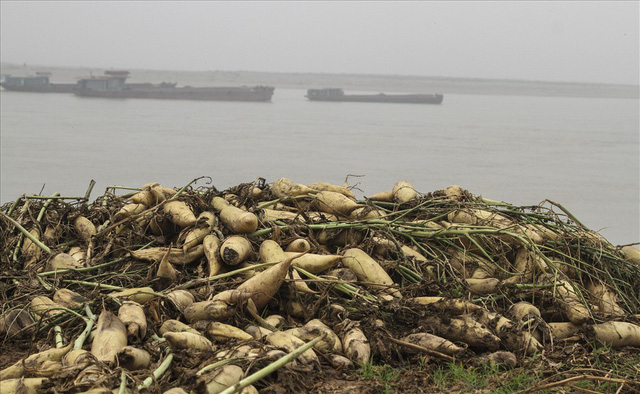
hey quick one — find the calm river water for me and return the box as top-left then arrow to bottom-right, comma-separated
1,85 -> 638,245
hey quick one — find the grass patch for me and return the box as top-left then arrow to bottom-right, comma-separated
360,360 -> 401,393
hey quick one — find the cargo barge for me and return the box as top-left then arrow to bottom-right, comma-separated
0,73 -> 76,93
74,71 -> 274,102
305,88 -> 443,104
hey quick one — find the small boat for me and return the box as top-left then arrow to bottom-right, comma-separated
0,74 -> 76,93
305,88 -> 443,104
74,71 -> 274,102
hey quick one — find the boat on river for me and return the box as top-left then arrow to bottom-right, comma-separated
305,88 -> 443,104
74,71 -> 274,102
0,73 -> 76,93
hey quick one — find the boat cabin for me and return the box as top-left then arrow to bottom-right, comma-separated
76,75 -> 127,92
1,75 -> 50,88
306,88 -> 345,98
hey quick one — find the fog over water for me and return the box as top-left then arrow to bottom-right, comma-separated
1,2 -> 638,85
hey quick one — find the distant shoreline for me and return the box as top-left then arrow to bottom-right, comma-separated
2,63 -> 638,99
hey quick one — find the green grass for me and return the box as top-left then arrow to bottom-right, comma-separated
360,360 -> 401,394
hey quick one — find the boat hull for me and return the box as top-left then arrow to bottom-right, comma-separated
306,93 -> 443,104
74,86 -> 274,102
1,83 -> 76,93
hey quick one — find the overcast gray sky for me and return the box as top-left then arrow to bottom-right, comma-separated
1,1 -> 638,85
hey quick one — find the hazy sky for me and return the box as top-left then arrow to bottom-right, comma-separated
1,1 -> 638,85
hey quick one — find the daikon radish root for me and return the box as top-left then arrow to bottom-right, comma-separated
477,311 -> 543,355
220,236 -> 253,266
555,279 -> 591,325
437,185 -> 467,201
0,343 -> 71,380
183,300 -> 235,323
42,225 -> 59,246
423,315 -> 501,351
259,239 -> 285,264
287,299 -> 306,318
286,251 -> 342,274
589,321 -> 640,348
74,215 -> 96,243
307,182 -> 355,199
245,325 -> 273,339
285,238 -> 311,253
131,183 -> 166,206
548,322 -> 581,340
62,349 -> 93,367
585,281 -> 625,318
401,333 -> 465,356
449,249 -> 496,279
391,180 -> 418,204
156,245 -> 179,283
130,244 -> 204,265
108,287 -> 157,304
115,203 -> 147,221
159,319 -> 200,336
117,346 -> 151,370
0,309 -> 34,337
350,206 -> 385,220
261,237 -> 316,294
316,228 -> 364,247
163,200 -> 197,228
149,214 -> 176,236
166,289 -> 195,311
68,246 -> 85,263
504,247 -> 548,284
476,351 -> 518,369
306,211 -> 339,223
448,209 -> 543,244
287,319 -> 343,353
272,177 -> 314,198
266,331 -> 319,364
314,191 -> 362,216
91,311 -> 127,363
367,190 -> 393,202
327,354 -> 354,370
163,331 -> 214,351
212,197 -> 258,234
288,269 -> 318,294
621,246 -> 640,265
342,248 -> 402,298
508,302 -> 542,322
182,211 -> 216,252
410,296 -> 482,315
203,234 -> 225,277
164,388 -> 189,394
53,288 -> 87,309
264,314 -> 286,328
118,301 -> 147,340
259,208 -> 299,222
342,326 -> 371,365
466,278 -> 501,295
0,377 -> 48,394
205,322 -> 253,341
215,345 -> 260,360
21,227 -> 41,259
47,252 -> 84,271
213,252 -> 307,311
198,364 -> 244,394
30,296 -> 62,318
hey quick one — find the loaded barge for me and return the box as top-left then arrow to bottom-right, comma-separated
0,73 -> 75,93
306,88 -> 443,104
74,71 -> 274,102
